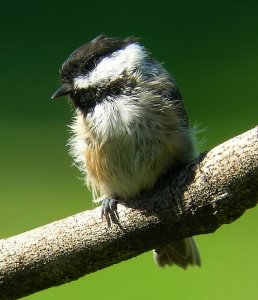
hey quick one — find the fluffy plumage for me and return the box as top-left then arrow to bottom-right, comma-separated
53,35 -> 201,268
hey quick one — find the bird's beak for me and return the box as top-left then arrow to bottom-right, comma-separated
51,83 -> 72,99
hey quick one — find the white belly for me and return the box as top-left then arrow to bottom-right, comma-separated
69,96 -> 195,201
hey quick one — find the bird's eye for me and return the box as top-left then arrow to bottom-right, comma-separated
81,58 -> 98,74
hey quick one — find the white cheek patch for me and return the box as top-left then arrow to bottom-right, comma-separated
74,43 -> 147,89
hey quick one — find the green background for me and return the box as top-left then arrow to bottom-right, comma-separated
1,0 -> 258,299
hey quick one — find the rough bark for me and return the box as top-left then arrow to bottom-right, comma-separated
0,126 -> 258,300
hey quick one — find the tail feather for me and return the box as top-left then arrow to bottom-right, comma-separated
153,237 -> 201,269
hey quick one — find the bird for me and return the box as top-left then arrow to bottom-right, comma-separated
51,35 -> 201,269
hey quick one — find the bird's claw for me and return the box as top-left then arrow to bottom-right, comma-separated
101,198 -> 119,227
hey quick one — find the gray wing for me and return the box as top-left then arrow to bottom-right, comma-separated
167,79 -> 191,129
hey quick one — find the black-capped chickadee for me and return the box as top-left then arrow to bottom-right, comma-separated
52,35 -> 201,268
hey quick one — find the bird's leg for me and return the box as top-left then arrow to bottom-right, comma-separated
101,198 -> 119,227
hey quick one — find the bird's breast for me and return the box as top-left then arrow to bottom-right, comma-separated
69,96 -> 195,201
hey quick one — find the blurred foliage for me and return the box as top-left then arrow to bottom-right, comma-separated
0,0 -> 257,299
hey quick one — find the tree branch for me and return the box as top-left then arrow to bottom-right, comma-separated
1,126 -> 258,300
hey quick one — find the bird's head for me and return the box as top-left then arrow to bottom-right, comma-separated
51,35 -> 155,113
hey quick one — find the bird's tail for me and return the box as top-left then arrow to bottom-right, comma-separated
153,237 -> 201,269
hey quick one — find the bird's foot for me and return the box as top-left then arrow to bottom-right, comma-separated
101,198 -> 119,227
